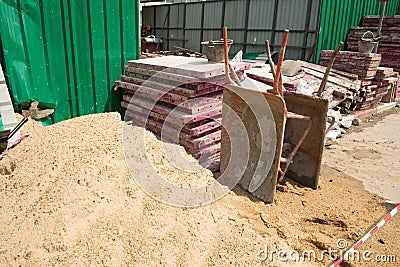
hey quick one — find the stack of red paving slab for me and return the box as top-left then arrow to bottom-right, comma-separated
320,50 -> 397,110
375,67 -> 400,103
346,15 -> 400,73
115,56 -> 250,172
376,67 -> 396,81
354,78 -> 394,110
320,51 -> 381,80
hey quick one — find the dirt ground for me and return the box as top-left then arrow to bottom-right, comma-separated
0,111 -> 398,266
324,107 -> 400,203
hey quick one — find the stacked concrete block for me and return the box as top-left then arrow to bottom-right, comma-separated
354,79 -> 393,110
245,67 -> 305,92
346,15 -> 400,72
374,68 -> 399,103
320,51 -> 381,79
115,56 -> 249,172
320,51 -> 392,111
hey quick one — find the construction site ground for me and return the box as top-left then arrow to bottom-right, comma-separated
0,110 -> 398,267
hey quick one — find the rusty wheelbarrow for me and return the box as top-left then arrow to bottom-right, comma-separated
268,38 -> 342,188
220,27 -> 341,202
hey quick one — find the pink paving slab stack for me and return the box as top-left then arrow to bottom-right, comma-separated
320,51 -> 382,79
320,51 -> 398,111
346,15 -> 400,73
115,56 -> 250,172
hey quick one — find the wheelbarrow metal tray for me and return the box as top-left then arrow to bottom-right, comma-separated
220,85 -> 286,203
283,92 -> 329,189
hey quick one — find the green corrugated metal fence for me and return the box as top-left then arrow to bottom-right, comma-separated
0,0 -> 140,124
316,0 -> 399,63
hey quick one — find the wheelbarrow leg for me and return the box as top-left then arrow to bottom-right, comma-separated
278,112 -> 312,183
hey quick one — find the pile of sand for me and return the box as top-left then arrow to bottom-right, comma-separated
0,113 -> 398,266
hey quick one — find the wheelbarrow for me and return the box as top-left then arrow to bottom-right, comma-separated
220,27 -> 341,202
279,42 -> 342,188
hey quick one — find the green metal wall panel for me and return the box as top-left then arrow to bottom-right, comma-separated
317,0 -> 399,63
0,0 -> 140,124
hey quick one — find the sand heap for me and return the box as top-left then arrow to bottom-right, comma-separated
0,113 -> 398,267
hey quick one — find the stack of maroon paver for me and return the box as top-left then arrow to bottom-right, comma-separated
375,67 -> 400,103
346,15 -> 400,73
320,51 -> 381,79
245,67 -> 305,91
355,78 -> 394,109
376,67 -> 396,81
320,50 -> 395,110
115,56 -> 249,172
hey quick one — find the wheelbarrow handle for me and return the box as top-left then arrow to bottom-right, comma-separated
265,40 -> 276,77
223,27 -> 241,86
273,29 -> 289,97
317,42 -> 343,97
223,27 -> 230,70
